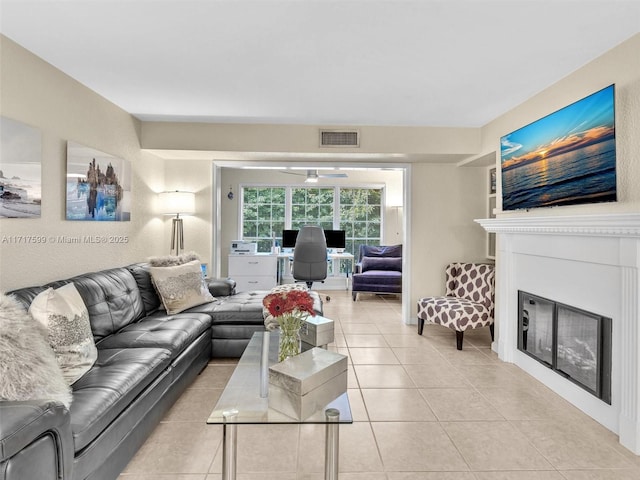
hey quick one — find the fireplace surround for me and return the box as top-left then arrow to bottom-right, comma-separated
476,213 -> 640,454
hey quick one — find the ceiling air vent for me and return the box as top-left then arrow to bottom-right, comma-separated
320,129 -> 360,147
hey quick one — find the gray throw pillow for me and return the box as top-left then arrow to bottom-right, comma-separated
0,293 -> 72,408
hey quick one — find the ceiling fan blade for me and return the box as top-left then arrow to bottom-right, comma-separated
277,169 -> 348,179
319,173 -> 348,178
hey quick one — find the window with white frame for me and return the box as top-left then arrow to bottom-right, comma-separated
242,186 -> 285,252
241,185 -> 383,257
340,187 -> 382,256
291,187 -> 334,230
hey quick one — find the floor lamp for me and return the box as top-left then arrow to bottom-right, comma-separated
159,191 -> 196,255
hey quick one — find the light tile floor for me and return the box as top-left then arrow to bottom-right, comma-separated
119,291 -> 640,480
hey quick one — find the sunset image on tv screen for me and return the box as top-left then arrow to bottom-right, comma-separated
501,85 -> 616,211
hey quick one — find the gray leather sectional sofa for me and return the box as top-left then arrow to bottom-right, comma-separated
0,262 -> 321,480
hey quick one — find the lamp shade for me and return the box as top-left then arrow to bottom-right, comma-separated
159,191 -> 196,215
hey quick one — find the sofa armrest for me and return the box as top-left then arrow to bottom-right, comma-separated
206,278 -> 236,297
0,401 -> 73,480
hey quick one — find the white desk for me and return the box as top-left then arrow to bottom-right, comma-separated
328,252 -> 355,290
228,252 -> 354,291
277,251 -> 354,290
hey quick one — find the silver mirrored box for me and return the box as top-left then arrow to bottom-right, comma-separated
268,347 -> 347,420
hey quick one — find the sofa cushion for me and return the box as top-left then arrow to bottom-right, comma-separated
69,347 -> 171,452
8,268 -> 146,342
352,270 -> 402,293
126,263 -> 162,315
96,312 -> 212,360
70,269 -> 147,341
417,296 -> 492,332
358,244 -> 402,260
361,256 -> 402,272
187,291 -> 270,324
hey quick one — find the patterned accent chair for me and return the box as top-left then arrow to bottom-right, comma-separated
417,262 -> 495,350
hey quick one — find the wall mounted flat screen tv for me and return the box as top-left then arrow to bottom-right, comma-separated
501,84 -> 616,211
281,229 -> 346,249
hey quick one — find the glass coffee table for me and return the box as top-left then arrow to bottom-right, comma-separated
207,331 -> 352,480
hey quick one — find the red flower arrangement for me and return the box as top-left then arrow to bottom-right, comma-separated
262,288 -> 316,318
263,288 -> 316,361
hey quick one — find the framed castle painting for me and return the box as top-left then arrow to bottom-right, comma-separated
66,142 -> 131,221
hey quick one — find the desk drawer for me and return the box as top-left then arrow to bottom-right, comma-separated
234,276 -> 276,292
229,255 -> 277,276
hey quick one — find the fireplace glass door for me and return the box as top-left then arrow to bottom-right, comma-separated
518,292 -> 554,367
556,305 -> 608,398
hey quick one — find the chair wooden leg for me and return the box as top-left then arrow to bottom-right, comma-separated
489,323 -> 495,341
418,318 -> 425,335
456,330 -> 464,350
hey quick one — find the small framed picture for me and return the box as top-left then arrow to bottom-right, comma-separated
489,168 -> 497,195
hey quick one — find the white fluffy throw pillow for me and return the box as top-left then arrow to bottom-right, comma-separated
149,251 -> 201,267
29,283 -> 98,385
0,293 -> 72,408
149,259 -> 215,314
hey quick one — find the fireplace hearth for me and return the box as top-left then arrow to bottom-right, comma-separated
518,291 -> 611,403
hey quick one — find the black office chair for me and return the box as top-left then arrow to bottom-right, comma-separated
292,225 -> 329,296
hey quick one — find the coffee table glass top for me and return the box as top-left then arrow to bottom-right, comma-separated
207,331 -> 352,425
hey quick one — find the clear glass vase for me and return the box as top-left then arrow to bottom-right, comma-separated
278,320 -> 302,362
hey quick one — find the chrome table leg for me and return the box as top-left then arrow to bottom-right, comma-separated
324,408 -> 340,480
222,409 -> 239,480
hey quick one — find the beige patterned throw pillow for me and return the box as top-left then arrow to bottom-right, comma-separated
149,259 -> 215,314
29,283 -> 98,385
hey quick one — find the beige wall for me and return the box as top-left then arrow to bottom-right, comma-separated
142,122 -> 480,158
482,33 -> 640,215
162,159 -> 213,269
0,36 -> 166,291
409,164 -> 488,305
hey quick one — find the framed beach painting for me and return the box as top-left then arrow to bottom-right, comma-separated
66,142 -> 131,221
0,117 -> 42,218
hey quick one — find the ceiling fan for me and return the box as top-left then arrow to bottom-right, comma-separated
280,169 -> 348,183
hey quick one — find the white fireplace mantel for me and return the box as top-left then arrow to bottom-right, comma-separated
475,212 -> 640,454
475,212 -> 640,237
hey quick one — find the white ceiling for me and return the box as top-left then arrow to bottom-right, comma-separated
2,0 -> 639,129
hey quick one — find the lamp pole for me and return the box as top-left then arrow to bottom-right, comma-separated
170,213 -> 184,255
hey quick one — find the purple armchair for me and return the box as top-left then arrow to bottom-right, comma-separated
351,245 -> 402,301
